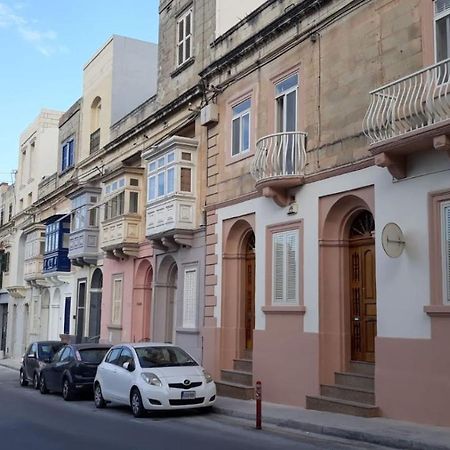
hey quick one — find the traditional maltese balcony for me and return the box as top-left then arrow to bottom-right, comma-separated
24,225 -> 46,282
100,167 -> 144,258
363,58 -> 450,179
250,131 -> 307,206
68,186 -> 101,266
43,215 -> 71,274
143,136 -> 198,250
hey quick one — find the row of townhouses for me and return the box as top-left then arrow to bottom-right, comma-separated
0,0 -> 450,427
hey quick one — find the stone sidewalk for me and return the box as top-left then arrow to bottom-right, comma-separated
2,357 -> 449,449
214,397 -> 450,450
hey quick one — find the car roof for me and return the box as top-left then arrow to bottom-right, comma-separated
119,342 -> 178,349
34,341 -> 65,345
69,344 -> 112,350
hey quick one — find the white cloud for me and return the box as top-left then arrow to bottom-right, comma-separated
0,2 -> 66,56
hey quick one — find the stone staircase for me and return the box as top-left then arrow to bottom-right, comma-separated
306,362 -> 379,417
216,358 -> 254,400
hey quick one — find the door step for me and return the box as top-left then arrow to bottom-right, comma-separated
348,361 -> 375,376
305,395 -> 380,418
221,369 -> 252,386
216,381 -> 254,400
233,358 -> 252,372
335,371 -> 374,390
320,384 -> 375,404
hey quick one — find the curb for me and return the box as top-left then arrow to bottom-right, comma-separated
213,406 -> 450,450
0,361 -> 20,371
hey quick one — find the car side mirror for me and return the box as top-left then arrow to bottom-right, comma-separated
122,361 -> 135,372
28,352 -> 36,359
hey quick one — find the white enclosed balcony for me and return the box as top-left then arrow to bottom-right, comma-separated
24,225 -> 46,282
143,136 -> 198,249
363,58 -> 450,178
250,131 -> 307,206
100,167 -> 144,258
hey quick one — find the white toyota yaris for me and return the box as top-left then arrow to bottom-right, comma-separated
94,343 -> 216,417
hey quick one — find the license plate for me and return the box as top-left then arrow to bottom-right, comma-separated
181,390 -> 196,400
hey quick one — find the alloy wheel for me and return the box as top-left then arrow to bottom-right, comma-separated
33,373 -> 39,390
131,389 -> 145,418
39,375 -> 48,394
94,384 -> 106,409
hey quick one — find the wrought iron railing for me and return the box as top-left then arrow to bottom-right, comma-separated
363,58 -> 450,144
250,131 -> 307,183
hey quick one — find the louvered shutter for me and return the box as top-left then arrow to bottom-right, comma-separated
444,204 -> 450,303
182,269 -> 197,328
285,230 -> 298,304
273,233 -> 285,304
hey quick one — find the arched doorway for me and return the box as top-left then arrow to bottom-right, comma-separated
319,187 -> 376,384
132,260 -> 153,342
221,215 -> 256,370
154,256 -> 177,344
348,210 -> 376,363
89,268 -> 103,342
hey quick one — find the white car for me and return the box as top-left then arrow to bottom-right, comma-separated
94,343 -> 216,417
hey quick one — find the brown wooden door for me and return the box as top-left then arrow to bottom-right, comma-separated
350,243 -> 377,362
244,255 -> 255,351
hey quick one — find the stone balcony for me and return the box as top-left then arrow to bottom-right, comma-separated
24,257 -> 44,282
250,131 -> 307,206
101,214 -> 142,258
363,58 -> 450,179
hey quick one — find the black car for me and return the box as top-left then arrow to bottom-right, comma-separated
20,341 -> 66,389
39,343 -> 111,401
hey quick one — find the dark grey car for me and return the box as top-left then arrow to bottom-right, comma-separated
20,341 -> 65,389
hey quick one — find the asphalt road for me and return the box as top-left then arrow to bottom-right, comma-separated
0,366 -> 390,450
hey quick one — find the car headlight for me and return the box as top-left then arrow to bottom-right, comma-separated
203,370 -> 213,383
141,372 -> 162,387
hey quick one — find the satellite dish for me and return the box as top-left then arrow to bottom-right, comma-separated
382,223 -> 405,258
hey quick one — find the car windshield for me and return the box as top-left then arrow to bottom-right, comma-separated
135,346 -> 198,368
78,348 -> 109,364
38,343 -> 64,361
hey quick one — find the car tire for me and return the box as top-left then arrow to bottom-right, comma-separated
62,378 -> 75,401
19,369 -> 28,387
33,372 -> 40,390
94,383 -> 106,409
130,388 -> 146,418
39,375 -> 48,394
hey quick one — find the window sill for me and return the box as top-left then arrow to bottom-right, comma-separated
226,150 -> 254,166
424,305 -> 450,317
262,305 -> 306,315
176,327 -> 200,334
59,166 -> 74,176
171,57 -> 195,78
107,324 -> 122,330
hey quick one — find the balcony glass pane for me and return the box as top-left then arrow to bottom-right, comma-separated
167,168 -> 175,194
436,0 -> 450,15
167,152 -> 175,163
180,168 -> 191,192
232,99 -> 251,115
286,90 -> 297,132
129,192 -> 139,214
158,172 -> 165,196
148,176 -> 156,200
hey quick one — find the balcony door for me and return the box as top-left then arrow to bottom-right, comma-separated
275,73 -> 298,174
88,269 -> 102,342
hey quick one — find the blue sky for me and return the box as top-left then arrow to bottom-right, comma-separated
0,0 -> 159,183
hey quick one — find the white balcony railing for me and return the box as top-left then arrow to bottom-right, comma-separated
364,58 -> 450,144
250,131 -> 307,183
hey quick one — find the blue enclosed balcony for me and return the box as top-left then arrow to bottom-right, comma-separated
43,215 -> 71,274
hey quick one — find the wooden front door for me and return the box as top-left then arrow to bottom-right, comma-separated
349,242 -> 377,362
244,254 -> 255,352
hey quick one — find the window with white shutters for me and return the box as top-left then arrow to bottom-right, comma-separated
182,268 -> 197,328
177,9 -> 193,66
442,202 -> 450,303
272,230 -> 298,304
111,276 -> 123,325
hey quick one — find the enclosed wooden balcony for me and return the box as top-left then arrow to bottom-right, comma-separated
24,225 -> 45,282
250,131 -> 307,206
363,58 -> 450,178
